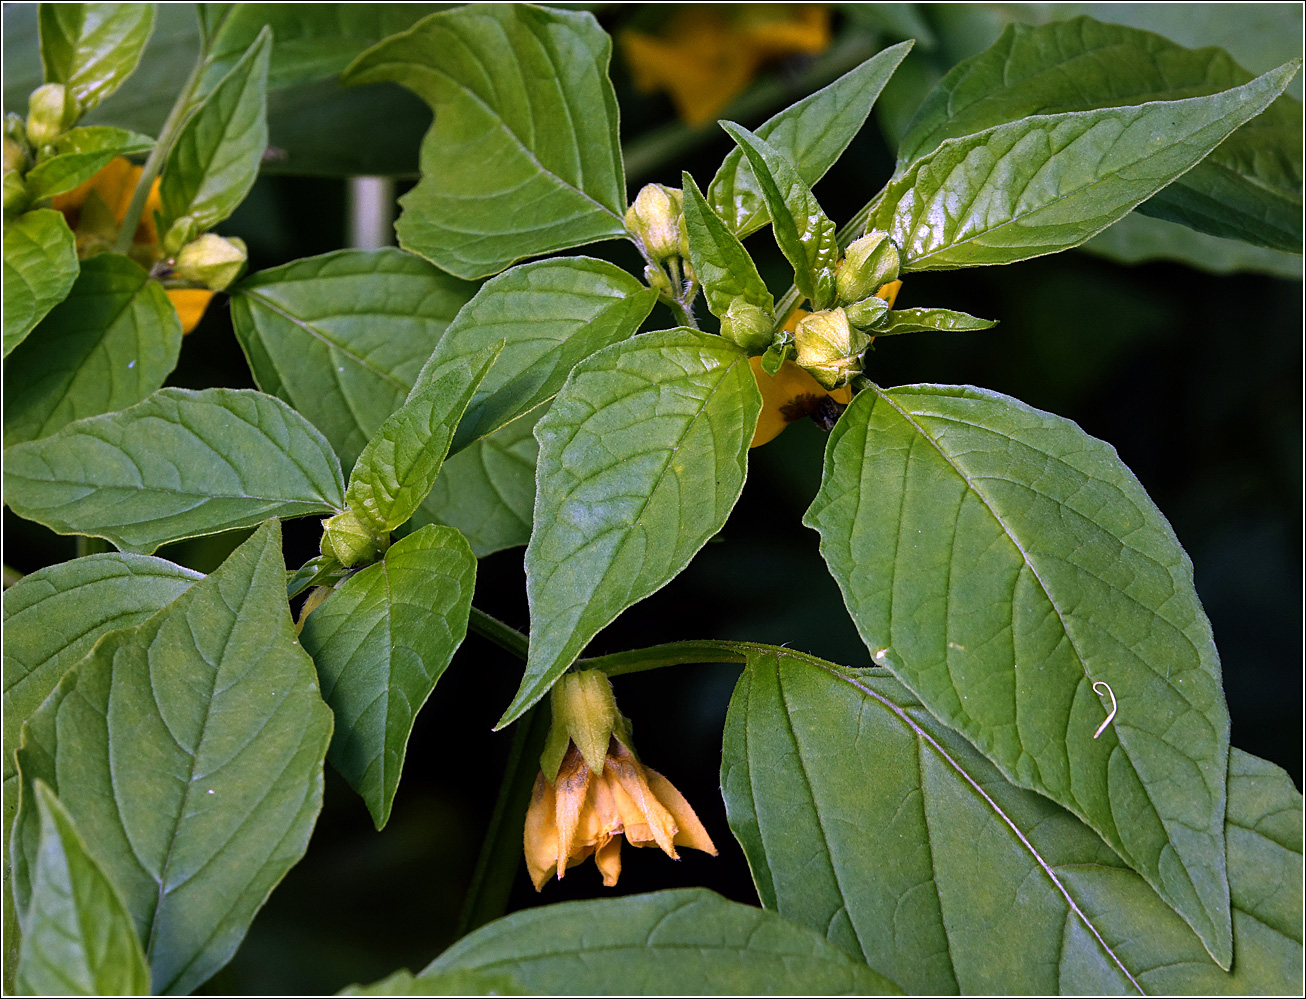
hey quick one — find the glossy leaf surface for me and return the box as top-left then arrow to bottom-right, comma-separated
39,2 -> 155,114
3,388 -> 345,554
875,307 -> 996,335
4,254 -> 182,446
507,329 -> 761,725
342,4 -> 627,279
872,64 -> 1297,270
23,126 -> 154,202
709,42 -> 913,237
2,210 -> 78,358
416,257 -> 655,454
300,526 -> 475,829
230,248 -> 477,470
722,649 -> 1302,994
15,784 -> 150,997
426,888 -> 900,995
12,521 -> 333,994
682,172 -> 773,320
805,383 -> 1233,965
158,27 -> 270,238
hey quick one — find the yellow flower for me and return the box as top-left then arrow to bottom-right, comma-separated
51,157 -> 214,334
525,736 -> 717,890
750,282 -> 902,447
621,5 -> 831,127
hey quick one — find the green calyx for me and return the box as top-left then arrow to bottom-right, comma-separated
540,670 -> 635,782
320,509 -> 389,568
794,307 -> 871,389
836,231 -> 900,305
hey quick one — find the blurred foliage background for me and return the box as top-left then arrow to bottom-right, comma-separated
3,3 -> 1301,993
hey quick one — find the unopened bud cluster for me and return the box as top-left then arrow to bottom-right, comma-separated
626,184 -> 696,307
172,234 -> 248,291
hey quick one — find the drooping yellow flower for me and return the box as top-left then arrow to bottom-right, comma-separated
525,737 -> 717,890
51,157 -> 214,333
621,5 -> 831,127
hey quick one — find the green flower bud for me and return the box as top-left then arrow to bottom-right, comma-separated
793,307 -> 870,389
3,134 -> 28,175
844,294 -> 889,330
836,231 -> 899,305
541,670 -> 625,780
643,263 -> 672,294
162,216 -> 200,257
320,509 -> 389,568
625,183 -> 684,261
718,298 -> 774,353
172,234 -> 248,291
25,83 -> 73,147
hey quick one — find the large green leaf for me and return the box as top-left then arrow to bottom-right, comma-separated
3,388 -> 345,554
11,521 -> 333,995
2,209 -> 78,358
300,525 -> 474,829
804,383 -> 1233,966
340,968 -> 524,996
722,649 -> 1302,994
413,257 -> 656,453
1,553 -> 200,986
1081,211 -> 1303,278
412,406 -> 539,558
871,63 -> 1298,271
346,345 -> 500,535
681,172 -> 773,320
720,122 -> 840,309
23,126 -> 155,202
709,41 -> 913,237
39,2 -> 155,115
342,4 -> 628,279
15,783 -> 150,997
230,248 -> 477,470
505,329 -> 760,725
3,254 -> 182,447
895,17 -> 1302,253
424,888 -> 901,995
158,26 -> 270,241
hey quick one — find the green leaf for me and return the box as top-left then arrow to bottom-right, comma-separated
413,257 -> 656,454
709,41 -> 913,237
414,408 -> 539,558
158,26 -> 270,239
504,329 -> 761,726
199,4 -> 453,93
3,254 -> 182,447
286,554 -> 346,601
681,172 -> 773,320
3,388 -> 345,554
23,126 -> 154,201
1081,211 -> 1303,279
424,888 -> 901,995
39,2 -> 155,114
346,345 -> 501,535
895,17 -> 1303,253
2,209 -> 78,359
721,649 -> 1302,994
804,383 -> 1233,966
342,4 -> 628,279
339,968 -> 525,996
719,122 -> 840,309
16,783 -> 150,997
230,248 -> 477,470
874,306 -> 996,335
300,525 -> 474,829
11,521 -> 333,995
871,62 -> 1299,271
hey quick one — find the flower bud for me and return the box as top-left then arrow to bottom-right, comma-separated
643,263 -> 672,294
3,134 -> 28,176
625,183 -> 684,261
320,509 -> 388,568
836,231 -> 899,305
25,83 -> 73,146
844,294 -> 889,330
541,669 -> 632,781
793,307 -> 870,389
172,234 -> 247,290
718,298 -> 774,353
162,216 -> 200,257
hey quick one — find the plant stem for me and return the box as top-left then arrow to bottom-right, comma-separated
468,606 -> 529,660
75,536 -> 109,558
455,702 -> 549,936
112,48 -> 208,255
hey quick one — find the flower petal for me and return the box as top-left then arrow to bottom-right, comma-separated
646,770 -> 717,856
524,772 -> 560,891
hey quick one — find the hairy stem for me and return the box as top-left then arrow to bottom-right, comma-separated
468,606 -> 529,660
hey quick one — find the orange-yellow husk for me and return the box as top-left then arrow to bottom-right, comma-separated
524,739 -> 717,890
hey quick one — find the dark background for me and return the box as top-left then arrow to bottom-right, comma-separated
3,6 -> 1301,994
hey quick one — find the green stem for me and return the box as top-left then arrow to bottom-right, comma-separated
468,607 -> 529,661
112,48 -> 208,255
455,702 -> 549,937
76,536 -> 109,558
